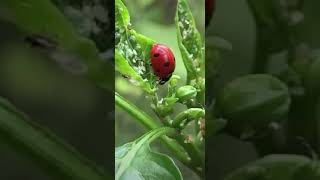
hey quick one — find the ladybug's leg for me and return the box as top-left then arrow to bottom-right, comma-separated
159,80 -> 166,85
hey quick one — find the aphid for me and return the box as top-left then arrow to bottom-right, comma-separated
150,44 -> 176,85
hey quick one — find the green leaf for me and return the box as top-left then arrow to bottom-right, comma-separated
115,0 -> 130,27
217,74 -> 290,138
206,36 -> 232,51
115,50 -> 153,94
247,0 -> 302,54
51,0 -> 113,51
206,118 -> 227,136
115,93 -> 191,167
223,154 -> 312,180
115,127 -> 183,180
293,161 -> 320,180
0,0 -> 112,90
115,0 -> 157,89
175,0 -> 204,81
0,97 -> 110,180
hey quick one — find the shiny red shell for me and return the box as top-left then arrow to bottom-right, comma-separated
150,44 -> 176,84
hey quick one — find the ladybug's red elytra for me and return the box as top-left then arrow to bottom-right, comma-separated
150,44 -> 176,85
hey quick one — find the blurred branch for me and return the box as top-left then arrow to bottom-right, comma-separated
0,97 -> 110,180
0,0 -> 113,91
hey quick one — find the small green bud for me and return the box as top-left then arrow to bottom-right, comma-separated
172,108 -> 205,129
176,85 -> 197,102
155,97 -> 179,117
217,74 -> 290,137
169,75 -> 181,87
168,75 -> 181,96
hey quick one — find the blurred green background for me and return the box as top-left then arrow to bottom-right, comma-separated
206,0 -> 320,179
115,0 -> 204,179
0,1 -> 114,179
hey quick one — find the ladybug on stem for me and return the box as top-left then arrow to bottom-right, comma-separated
150,44 -> 176,85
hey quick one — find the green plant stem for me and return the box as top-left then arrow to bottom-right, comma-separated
115,92 -> 205,178
175,134 -> 204,178
171,108 -> 205,129
115,92 -> 190,164
115,92 -> 159,129
0,98 -> 110,180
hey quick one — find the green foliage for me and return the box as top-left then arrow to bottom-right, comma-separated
115,127 -> 182,180
172,108 -> 205,130
115,50 -> 153,94
217,74 -> 290,138
115,0 -> 205,179
115,0 -> 156,93
175,0 -> 204,82
0,0 -> 114,179
176,85 -> 198,103
223,154 -> 312,180
0,0 -> 112,90
305,53 -> 320,97
51,0 -> 113,51
0,97 -> 109,180
206,0 -> 320,179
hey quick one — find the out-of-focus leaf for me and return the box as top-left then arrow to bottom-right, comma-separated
0,0 -> 112,90
223,154 -> 312,180
206,36 -> 232,51
115,127 -> 182,180
217,74 -> 290,138
51,0 -> 113,51
0,97 -> 110,180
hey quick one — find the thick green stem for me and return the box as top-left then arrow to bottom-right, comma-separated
171,108 -> 205,129
175,134 -> 204,177
115,93 -> 191,165
115,92 -> 159,129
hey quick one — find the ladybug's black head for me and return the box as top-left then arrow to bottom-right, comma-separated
159,74 -> 173,85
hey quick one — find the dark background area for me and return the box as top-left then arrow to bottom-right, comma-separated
0,0 -> 114,179
206,0 -> 320,179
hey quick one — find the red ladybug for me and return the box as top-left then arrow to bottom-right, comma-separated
150,44 -> 176,85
